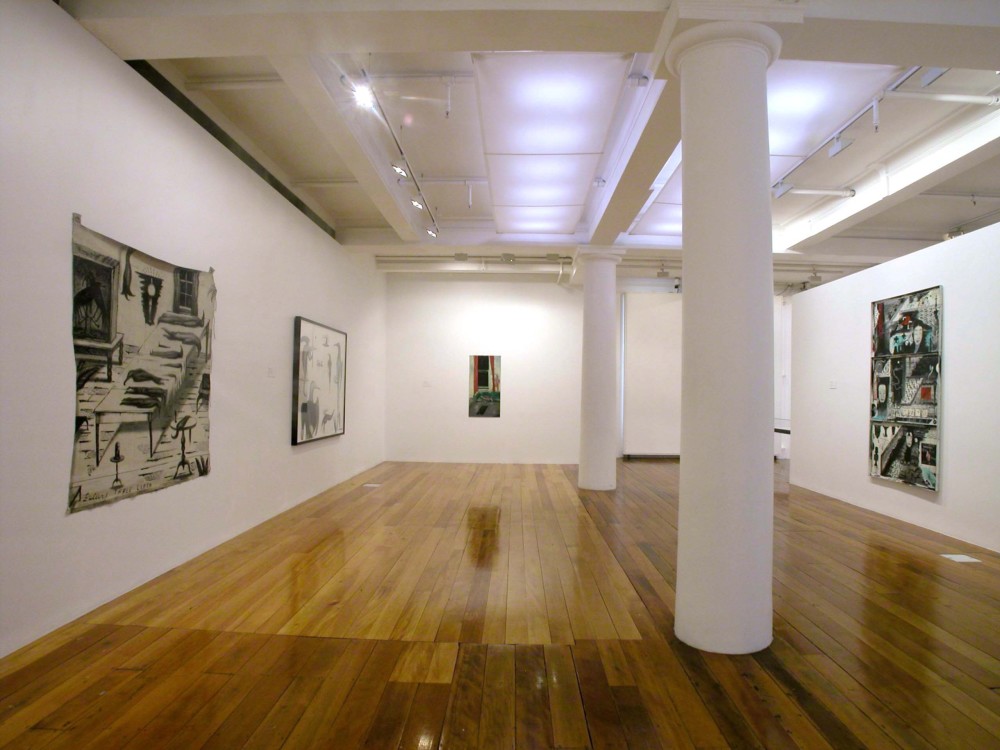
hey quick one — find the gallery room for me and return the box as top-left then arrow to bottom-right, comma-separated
1,1 -> 999,747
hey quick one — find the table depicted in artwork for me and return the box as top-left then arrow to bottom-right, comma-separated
73,332 -> 124,382
93,388 -> 157,464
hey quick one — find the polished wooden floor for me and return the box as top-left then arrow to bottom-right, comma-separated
2,460 -> 999,749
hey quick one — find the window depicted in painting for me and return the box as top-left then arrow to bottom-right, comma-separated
869,286 -> 941,491
69,215 -> 217,512
469,355 -> 501,417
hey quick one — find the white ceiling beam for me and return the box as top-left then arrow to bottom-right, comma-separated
778,19 -> 1000,69
63,0 -> 1000,68
61,5 -> 662,60
270,55 -> 421,242
185,75 -> 284,91
776,109 -> 1000,250
590,80 -> 681,246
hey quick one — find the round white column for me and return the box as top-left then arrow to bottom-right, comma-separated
665,22 -> 781,653
578,248 -> 623,491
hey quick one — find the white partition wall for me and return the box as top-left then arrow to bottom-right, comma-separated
623,292 -> 683,456
791,224 -> 1000,552
774,295 -> 792,459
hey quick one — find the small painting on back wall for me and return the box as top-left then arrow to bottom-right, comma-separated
469,355 -> 500,417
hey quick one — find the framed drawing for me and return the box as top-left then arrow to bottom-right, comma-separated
869,286 -> 941,490
292,317 -> 346,444
469,354 -> 500,417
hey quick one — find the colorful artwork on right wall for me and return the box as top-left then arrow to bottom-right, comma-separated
870,286 -> 942,491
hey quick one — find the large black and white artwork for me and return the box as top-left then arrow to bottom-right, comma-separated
292,317 -> 346,444
69,216 -> 216,512
870,286 -> 941,491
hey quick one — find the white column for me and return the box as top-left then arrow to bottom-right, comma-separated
665,22 -> 781,654
577,247 -> 623,491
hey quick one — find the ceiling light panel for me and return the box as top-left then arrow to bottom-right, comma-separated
631,203 -> 682,236
654,164 -> 683,205
493,206 -> 585,234
488,154 -> 601,206
767,61 -> 903,157
475,53 -> 630,234
475,54 -> 630,154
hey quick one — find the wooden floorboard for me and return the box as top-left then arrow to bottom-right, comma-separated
2,459 -> 999,748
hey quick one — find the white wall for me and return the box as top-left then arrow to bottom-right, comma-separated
0,0 -> 386,656
621,291 -> 793,459
385,275 -> 582,463
774,295 -> 792,459
791,226 -> 1000,552
623,292 -> 683,455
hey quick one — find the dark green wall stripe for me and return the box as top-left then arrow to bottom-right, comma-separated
126,60 -> 337,241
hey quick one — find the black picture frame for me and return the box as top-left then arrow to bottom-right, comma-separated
292,316 -> 346,445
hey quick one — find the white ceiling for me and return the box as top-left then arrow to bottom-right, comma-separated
60,0 -> 1000,288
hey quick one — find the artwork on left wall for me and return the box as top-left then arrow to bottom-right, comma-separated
292,316 -> 346,444
869,285 -> 941,491
69,216 -> 217,512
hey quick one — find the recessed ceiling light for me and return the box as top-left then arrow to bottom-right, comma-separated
426,228 -> 438,238
392,164 -> 408,178
411,199 -> 424,210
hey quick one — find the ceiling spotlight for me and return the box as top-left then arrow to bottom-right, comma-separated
353,84 -> 375,110
828,134 -> 854,158
411,199 -> 424,210
426,228 -> 438,238
392,164 -> 408,178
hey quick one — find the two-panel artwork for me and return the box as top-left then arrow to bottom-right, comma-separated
870,286 -> 942,491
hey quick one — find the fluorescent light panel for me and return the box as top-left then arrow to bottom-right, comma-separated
475,53 -> 630,155
488,154 -> 600,206
766,61 -> 902,156
474,53 -> 630,234
631,203 -> 682,236
493,206 -> 584,234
